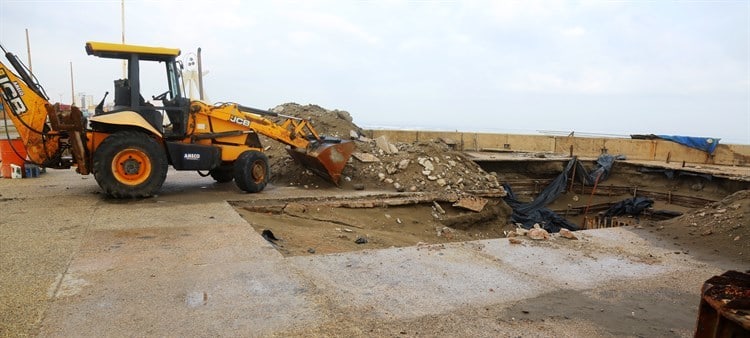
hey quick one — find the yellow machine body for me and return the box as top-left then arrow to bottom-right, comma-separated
0,41 -> 354,197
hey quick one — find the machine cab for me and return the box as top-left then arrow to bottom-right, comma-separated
85,41 -> 189,138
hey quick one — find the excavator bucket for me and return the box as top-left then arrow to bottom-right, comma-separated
287,138 -> 355,185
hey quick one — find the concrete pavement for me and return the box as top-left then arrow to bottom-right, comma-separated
0,169 -> 726,337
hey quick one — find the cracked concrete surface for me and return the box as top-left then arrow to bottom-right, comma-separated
0,169 -> 731,337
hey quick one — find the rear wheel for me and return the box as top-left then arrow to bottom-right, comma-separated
209,165 -> 234,183
233,150 -> 269,193
93,130 -> 168,198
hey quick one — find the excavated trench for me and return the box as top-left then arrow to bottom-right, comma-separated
233,158 -> 748,257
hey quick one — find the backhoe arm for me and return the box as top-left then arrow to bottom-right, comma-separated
0,59 -> 61,165
197,102 -> 319,150
1,45 -> 84,171
193,101 -> 354,184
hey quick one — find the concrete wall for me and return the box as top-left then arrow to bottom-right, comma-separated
365,129 -> 750,166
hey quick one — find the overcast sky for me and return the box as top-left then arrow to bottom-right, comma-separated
1,0 -> 748,144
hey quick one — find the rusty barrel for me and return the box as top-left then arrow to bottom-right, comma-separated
287,138 -> 355,185
694,270 -> 750,337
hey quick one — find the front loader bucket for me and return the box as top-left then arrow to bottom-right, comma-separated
287,139 -> 355,185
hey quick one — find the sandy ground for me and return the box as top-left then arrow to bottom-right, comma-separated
1,166 -> 748,337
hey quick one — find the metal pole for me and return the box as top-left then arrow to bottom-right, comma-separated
70,62 -> 75,105
197,47 -> 204,100
121,0 -> 126,79
25,28 -> 32,72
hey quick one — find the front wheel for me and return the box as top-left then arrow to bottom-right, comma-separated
233,150 -> 269,193
93,131 -> 168,198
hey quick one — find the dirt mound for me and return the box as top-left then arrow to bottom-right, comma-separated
655,189 -> 749,264
260,103 -> 503,193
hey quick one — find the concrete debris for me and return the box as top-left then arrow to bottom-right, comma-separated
283,202 -> 307,214
527,225 -> 550,240
388,143 -> 399,154
436,226 -> 453,238
440,137 -> 458,146
397,159 -> 410,170
336,110 -> 353,122
453,195 -> 488,212
264,103 -> 513,194
559,228 -> 578,240
433,201 -> 446,215
386,165 -> 398,175
352,152 -> 380,163
509,238 -> 523,244
418,158 -> 435,172
358,135 -> 372,142
375,136 -> 393,154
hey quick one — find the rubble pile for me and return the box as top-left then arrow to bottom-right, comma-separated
260,102 -> 503,193
654,189 -> 749,261
664,189 -> 748,240
345,137 -> 502,192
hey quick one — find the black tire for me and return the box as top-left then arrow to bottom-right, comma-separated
233,150 -> 269,193
209,165 -> 234,183
92,130 -> 168,198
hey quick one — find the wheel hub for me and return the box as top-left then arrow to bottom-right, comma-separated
120,158 -> 141,175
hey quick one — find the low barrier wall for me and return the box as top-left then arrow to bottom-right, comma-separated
364,129 -> 750,166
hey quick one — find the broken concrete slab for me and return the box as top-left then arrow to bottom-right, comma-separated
352,152 -> 380,163
388,143 -> 399,154
453,195 -> 488,212
559,228 -> 578,240
375,136 -> 393,154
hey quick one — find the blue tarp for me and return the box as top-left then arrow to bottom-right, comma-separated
657,135 -> 720,154
632,134 -> 720,154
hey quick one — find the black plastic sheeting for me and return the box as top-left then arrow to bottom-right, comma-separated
502,184 -> 579,233
575,154 -> 626,185
604,197 -> 654,217
502,154 -> 624,233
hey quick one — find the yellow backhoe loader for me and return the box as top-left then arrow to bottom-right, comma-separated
0,41 -> 354,198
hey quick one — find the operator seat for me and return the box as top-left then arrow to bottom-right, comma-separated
111,79 -> 163,132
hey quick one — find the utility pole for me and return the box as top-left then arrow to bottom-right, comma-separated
70,62 -> 75,105
25,28 -> 32,72
121,0 -> 126,79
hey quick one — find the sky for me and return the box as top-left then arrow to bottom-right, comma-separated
1,0 -> 748,144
